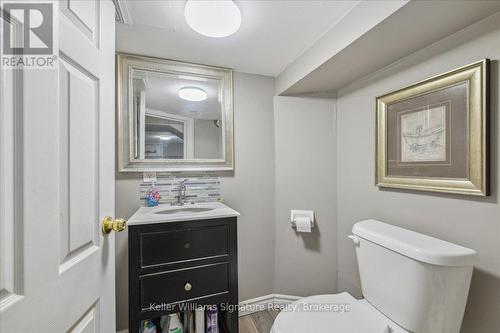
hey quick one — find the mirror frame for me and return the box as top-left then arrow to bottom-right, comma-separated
117,53 -> 234,173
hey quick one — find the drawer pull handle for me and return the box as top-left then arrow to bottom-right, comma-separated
184,282 -> 192,291
184,242 -> 191,249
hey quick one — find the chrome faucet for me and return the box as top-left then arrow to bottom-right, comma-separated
174,179 -> 188,206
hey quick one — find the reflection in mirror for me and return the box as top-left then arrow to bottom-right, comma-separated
132,70 -> 223,160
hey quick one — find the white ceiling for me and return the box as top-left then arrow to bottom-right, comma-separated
116,0 -> 359,76
277,0 -> 500,95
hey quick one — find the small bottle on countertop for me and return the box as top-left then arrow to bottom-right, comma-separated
146,181 -> 161,207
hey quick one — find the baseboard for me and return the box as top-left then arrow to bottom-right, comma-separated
272,294 -> 302,305
238,294 -> 302,317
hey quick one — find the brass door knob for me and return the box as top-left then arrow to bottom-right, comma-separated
184,282 -> 192,291
102,216 -> 127,234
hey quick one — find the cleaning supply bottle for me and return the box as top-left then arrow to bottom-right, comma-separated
206,307 -> 218,333
160,315 -> 171,333
141,319 -> 157,333
184,311 -> 194,333
195,308 -> 205,333
167,313 -> 183,333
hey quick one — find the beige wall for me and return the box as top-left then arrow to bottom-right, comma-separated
273,96 -> 337,296
219,72 -> 276,302
114,72 -> 276,331
336,13 -> 500,332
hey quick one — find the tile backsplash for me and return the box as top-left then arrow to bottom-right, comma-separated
139,174 -> 221,206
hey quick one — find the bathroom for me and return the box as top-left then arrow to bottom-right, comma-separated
1,0 -> 500,332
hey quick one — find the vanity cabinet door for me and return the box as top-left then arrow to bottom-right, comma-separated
139,225 -> 229,268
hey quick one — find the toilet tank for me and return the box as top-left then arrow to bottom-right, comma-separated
351,220 -> 476,333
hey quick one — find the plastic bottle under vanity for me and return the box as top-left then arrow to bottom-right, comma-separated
206,307 -> 218,333
195,308 -> 205,333
168,313 -> 183,333
159,315 -> 170,333
184,311 -> 194,333
141,319 -> 157,333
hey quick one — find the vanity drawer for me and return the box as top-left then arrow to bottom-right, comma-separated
139,262 -> 229,311
139,225 -> 229,268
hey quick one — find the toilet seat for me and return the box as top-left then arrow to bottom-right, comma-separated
270,292 -> 408,333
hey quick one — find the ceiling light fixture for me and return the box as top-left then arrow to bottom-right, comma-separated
159,136 -> 173,141
178,87 -> 208,101
184,0 -> 242,38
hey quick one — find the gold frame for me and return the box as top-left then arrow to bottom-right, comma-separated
376,59 -> 489,196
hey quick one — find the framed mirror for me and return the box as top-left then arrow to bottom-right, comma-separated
117,53 -> 234,172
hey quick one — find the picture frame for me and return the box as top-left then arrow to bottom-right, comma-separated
376,59 -> 489,196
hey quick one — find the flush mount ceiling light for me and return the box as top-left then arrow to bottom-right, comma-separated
159,135 -> 173,141
178,87 -> 208,101
184,0 -> 242,38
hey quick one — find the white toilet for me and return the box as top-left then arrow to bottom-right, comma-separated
271,219 -> 477,333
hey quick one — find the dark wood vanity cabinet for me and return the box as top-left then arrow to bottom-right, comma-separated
128,217 -> 238,333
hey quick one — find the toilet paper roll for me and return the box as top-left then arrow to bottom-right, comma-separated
295,216 -> 311,233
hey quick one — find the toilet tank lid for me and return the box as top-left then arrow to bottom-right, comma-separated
352,220 -> 477,266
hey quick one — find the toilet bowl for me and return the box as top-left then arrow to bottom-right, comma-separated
271,292 -> 407,333
271,219 -> 476,333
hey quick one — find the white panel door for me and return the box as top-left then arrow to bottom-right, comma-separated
0,1 -> 117,332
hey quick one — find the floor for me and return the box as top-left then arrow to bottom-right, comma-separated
239,310 -> 280,333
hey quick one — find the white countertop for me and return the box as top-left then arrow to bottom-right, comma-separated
127,201 -> 240,226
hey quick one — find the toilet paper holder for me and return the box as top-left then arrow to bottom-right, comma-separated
290,210 -> 315,228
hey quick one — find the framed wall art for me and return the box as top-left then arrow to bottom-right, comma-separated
376,59 -> 489,196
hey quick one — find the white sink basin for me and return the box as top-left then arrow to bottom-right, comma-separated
128,202 -> 240,225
